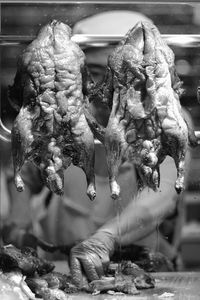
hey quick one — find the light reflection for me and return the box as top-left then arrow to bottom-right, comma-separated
163,34 -> 200,47
1,34 -> 200,48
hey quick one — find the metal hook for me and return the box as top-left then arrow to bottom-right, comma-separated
0,119 -> 11,143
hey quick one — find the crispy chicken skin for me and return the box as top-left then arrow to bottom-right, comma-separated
95,21 -> 194,198
10,20 -> 96,199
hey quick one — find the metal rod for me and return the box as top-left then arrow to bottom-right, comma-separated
1,34 -> 200,48
1,0 -> 199,4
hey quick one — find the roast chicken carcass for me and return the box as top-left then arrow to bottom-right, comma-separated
95,21 -> 196,199
9,20 -> 96,199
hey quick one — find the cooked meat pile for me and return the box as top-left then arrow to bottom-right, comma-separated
0,245 -> 78,299
0,245 -> 155,298
9,20 -> 96,199
93,21 -> 196,199
91,260 -> 155,294
0,245 -> 54,276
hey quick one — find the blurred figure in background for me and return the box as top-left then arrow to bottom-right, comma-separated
1,10 -> 192,285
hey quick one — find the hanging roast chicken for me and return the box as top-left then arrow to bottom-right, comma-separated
9,20 -> 96,200
92,21 -> 196,199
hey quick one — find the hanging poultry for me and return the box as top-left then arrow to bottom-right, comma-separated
91,21 -> 196,199
9,20 -> 96,200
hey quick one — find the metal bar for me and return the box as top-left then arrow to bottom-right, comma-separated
1,0 -> 199,4
1,34 -> 200,48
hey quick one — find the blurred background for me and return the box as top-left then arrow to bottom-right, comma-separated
1,1 -> 200,269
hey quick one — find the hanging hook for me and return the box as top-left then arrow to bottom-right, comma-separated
0,119 -> 11,143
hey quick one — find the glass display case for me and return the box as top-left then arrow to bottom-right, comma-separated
1,1 -> 200,298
